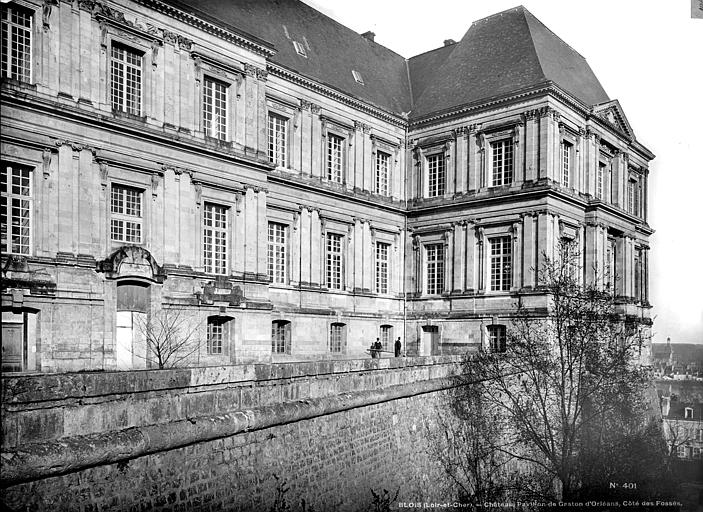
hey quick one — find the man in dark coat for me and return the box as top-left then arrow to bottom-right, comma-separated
394,337 -> 402,357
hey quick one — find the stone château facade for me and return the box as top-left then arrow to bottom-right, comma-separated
0,0 -> 654,372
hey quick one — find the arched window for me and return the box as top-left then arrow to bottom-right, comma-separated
487,325 -> 507,353
329,322 -> 346,354
380,324 -> 393,350
272,320 -> 291,354
207,316 -> 233,355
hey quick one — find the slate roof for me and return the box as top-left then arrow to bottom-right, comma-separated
410,6 -> 610,118
666,401 -> 703,422
169,0 -> 412,115
167,2 -> 610,120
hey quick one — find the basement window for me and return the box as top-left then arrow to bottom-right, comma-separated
352,70 -> 364,85
292,40 -> 307,57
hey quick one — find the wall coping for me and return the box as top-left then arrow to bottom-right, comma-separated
1,356 -> 463,405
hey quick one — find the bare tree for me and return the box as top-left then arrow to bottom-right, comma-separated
134,307 -> 204,369
438,242 -> 672,502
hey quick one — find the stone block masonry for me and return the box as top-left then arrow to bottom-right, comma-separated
1,357 -> 462,511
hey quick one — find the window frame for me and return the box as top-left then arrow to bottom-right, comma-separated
326,131 -> 346,184
329,322 -> 346,353
561,139 -> 573,188
268,111 -> 289,169
489,138 -> 514,187
489,235 -> 512,292
425,151 -> 446,198
268,221 -> 288,285
272,319 -> 291,354
375,150 -> 391,196
325,231 -> 345,290
424,242 -> 445,296
202,75 -> 229,141
380,324 -> 393,350
110,183 -> 144,245
487,324 -> 507,353
110,43 -> 144,116
202,202 -> 229,276
1,3 -> 33,83
375,241 -> 390,294
1,161 -> 33,256
206,316 -> 232,356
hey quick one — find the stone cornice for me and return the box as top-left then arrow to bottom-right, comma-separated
134,0 -> 276,58
267,63 -> 407,128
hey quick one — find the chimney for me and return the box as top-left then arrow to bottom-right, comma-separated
443,39 -> 456,46
361,31 -> 375,42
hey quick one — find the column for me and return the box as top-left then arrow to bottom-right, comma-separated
244,187 -> 257,277
290,210 -> 301,286
301,102 -> 312,176
311,209 -> 321,286
511,221 -> 522,290
256,190 -> 268,278
243,64 -> 257,153
256,69 -> 269,159
522,214 -> 536,289
465,221 -> 475,292
311,104 -> 322,178
363,223 -> 373,291
353,218 -> 363,290
524,110 -> 539,182
299,207 -> 311,285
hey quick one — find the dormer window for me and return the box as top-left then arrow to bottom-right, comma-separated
292,40 -> 307,57
352,70 -> 364,85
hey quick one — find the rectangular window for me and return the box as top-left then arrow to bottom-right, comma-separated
326,232 -> 343,290
203,77 -> 228,140
375,151 -> 390,196
425,244 -> 445,295
488,325 -> 507,353
1,163 -> 32,255
268,113 -> 288,168
111,45 -> 142,115
268,222 -> 287,284
1,5 -> 32,82
207,318 -> 225,355
596,163 -> 604,199
110,184 -> 142,244
491,139 -> 513,186
376,241 -> 389,294
327,133 -> 344,183
330,323 -> 345,353
203,203 -> 228,275
490,236 -> 512,292
427,154 -> 446,197
634,248 -> 642,302
561,141 -> 571,187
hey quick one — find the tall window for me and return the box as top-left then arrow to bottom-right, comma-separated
1,163 -> 32,255
330,322 -> 346,353
326,233 -> 343,289
207,317 -> 230,355
606,238 -> 616,291
203,203 -> 228,275
110,184 -> 142,244
1,5 -> 32,82
375,151 -> 390,196
490,236 -> 512,292
634,248 -> 643,302
627,178 -> 640,216
268,113 -> 287,167
376,242 -> 389,294
327,134 -> 344,183
488,325 -> 507,353
111,45 -> 142,115
268,222 -> 287,284
491,139 -> 513,186
203,77 -> 228,140
272,320 -> 290,354
425,244 -> 444,295
380,325 -> 392,350
427,154 -> 445,197
596,163 -> 604,199
561,141 -> 571,187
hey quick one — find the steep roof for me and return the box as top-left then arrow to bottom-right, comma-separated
410,6 -> 610,118
166,2 -> 610,121
169,0 -> 412,115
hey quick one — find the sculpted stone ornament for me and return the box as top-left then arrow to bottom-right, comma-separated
97,246 -> 166,283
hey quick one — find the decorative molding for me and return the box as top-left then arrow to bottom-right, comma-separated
41,148 -> 53,179
42,0 -> 58,32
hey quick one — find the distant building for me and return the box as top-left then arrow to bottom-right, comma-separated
652,339 -> 703,378
661,391 -> 703,460
1,0 -> 654,372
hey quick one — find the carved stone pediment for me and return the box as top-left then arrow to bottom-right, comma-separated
592,100 -> 634,140
97,246 -> 166,283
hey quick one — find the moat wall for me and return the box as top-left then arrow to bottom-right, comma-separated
1,356 -> 462,511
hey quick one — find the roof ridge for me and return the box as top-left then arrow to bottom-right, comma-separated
408,43 -> 456,61
521,7 -> 587,61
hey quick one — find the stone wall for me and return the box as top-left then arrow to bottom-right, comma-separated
1,357 -> 462,511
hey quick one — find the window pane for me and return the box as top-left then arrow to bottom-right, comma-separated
427,154 -> 445,197
268,222 -> 287,284
426,244 -> 444,295
268,113 -> 287,167
327,134 -> 344,182
203,203 -> 228,275
110,184 -> 143,244
111,45 -> 142,115
376,242 -> 389,294
1,163 -> 32,254
204,78 -> 228,140
1,6 -> 32,82
491,140 -> 513,186
376,151 -> 389,196
490,236 -> 512,291
326,233 -> 343,289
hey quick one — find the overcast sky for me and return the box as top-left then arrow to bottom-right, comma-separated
305,0 -> 703,344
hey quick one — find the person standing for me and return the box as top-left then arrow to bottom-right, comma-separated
394,337 -> 402,357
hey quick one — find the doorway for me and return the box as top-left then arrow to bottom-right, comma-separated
421,325 -> 440,356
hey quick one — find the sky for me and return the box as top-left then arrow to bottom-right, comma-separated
305,0 -> 703,344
